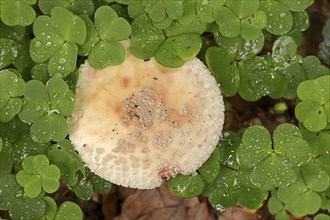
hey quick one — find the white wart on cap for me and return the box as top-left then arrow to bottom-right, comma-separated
68,52 -> 225,189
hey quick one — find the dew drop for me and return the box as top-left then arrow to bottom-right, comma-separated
15,190 -> 23,197
34,41 -> 41,48
59,58 -> 67,65
45,42 -> 52,48
279,12 -> 286,18
201,0 -> 209,6
254,182 -> 262,188
35,105 -> 42,111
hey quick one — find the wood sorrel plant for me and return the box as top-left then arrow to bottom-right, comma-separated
0,0 -> 329,219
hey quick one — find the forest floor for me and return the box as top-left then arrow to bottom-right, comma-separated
1,1 -> 327,220
62,1 -> 329,220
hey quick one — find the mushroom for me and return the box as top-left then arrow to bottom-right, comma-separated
68,52 -> 225,189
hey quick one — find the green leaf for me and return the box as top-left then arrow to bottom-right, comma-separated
0,174 -> 21,210
218,131 -> 242,169
155,34 -> 202,67
0,70 -> 25,99
165,19 -> 207,37
275,210 -> 290,220
288,11 -> 310,44
268,191 -> 284,215
51,7 -> 86,45
214,32 -> 264,60
0,0 -> 36,26
16,155 -> 60,197
250,153 -> 296,190
18,80 -> 49,124
297,75 -> 330,104
245,10 -> 267,29
0,137 -> 2,152
46,77 -> 74,116
164,0 -> 183,19
47,139 -> 85,186
283,63 -> 306,99
260,0 -> 293,35
55,201 -> 83,220
22,79 -> 49,104
38,0 -> 95,16
273,123 -> 311,166
237,169 -> 268,209
71,174 -> 93,200
0,116 -> 29,143
0,21 -> 26,42
237,57 -> 263,101
196,0 -> 224,23
69,0 -> 95,17
12,133 -> 50,168
316,153 -> 330,175
314,214 -> 330,220
301,162 -> 330,192
236,125 -> 272,168
40,196 -> 57,220
153,17 -> 173,31
302,56 -> 330,80
130,14 -> 165,59
295,102 -> 327,132
178,0 -> 196,24
16,170 -> 42,198
48,42 -> 78,78
278,0 -> 313,12
143,0 -> 166,22
31,63 -> 50,84
41,165 -> 61,193
240,21 -> 262,41
30,38 -> 64,63
0,98 -> 23,122
9,197 -> 46,220
226,0 -> 260,19
214,6 -> 240,38
78,15 -> 99,56
249,67 -> 288,99
205,47 -> 239,97
286,190 -> 321,217
30,113 -> 68,143
0,38 -> 18,69
94,6 -> 131,41
198,148 -> 220,183
0,140 -> 13,175
206,167 -> 237,211
168,173 -> 205,198
277,174 -> 305,204
303,131 -> 330,157
33,16 -> 60,40
88,171 -> 112,195
64,69 -> 79,92
88,41 -> 126,69
272,36 -> 298,70
38,0 -> 71,15
127,0 -> 145,19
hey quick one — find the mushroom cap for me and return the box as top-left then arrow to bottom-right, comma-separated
68,53 -> 224,189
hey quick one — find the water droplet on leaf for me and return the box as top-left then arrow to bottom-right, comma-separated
35,105 -> 42,111
59,58 -> 67,65
279,12 -> 286,18
34,41 -> 41,48
45,42 -> 52,48
201,0 -> 209,5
